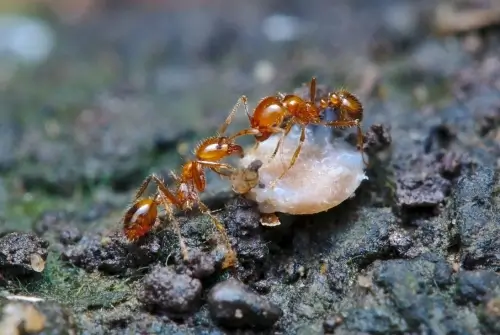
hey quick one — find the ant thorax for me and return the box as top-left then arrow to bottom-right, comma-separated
237,125 -> 367,215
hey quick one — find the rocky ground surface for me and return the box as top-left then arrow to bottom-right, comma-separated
0,0 -> 500,334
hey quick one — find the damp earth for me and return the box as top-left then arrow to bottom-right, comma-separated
0,0 -> 500,334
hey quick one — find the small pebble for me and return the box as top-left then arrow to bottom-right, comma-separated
207,278 -> 282,329
137,266 -> 202,317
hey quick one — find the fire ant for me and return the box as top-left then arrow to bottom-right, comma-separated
122,102 -> 248,269
226,77 -> 367,188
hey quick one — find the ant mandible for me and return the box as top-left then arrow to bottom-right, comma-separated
122,104 -> 247,269
225,77 -> 367,188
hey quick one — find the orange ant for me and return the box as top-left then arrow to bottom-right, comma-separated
225,77 -> 367,187
122,103 -> 248,269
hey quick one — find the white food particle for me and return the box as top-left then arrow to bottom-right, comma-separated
234,308 -> 243,318
239,126 -> 367,214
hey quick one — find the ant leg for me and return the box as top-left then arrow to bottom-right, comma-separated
284,123 -> 294,136
197,161 -> 235,172
209,166 -> 240,184
254,125 -> 289,152
356,123 -> 368,166
280,121 -> 296,159
198,161 -> 244,184
278,123 -> 295,166
322,120 -> 367,165
132,175 -> 154,201
321,119 -> 358,137
149,174 -> 183,208
269,125 -> 306,189
158,191 -> 189,261
322,119 -> 358,129
269,123 -> 293,161
218,95 -> 250,136
169,170 -> 182,183
133,173 -> 180,205
197,200 -> 236,269
228,128 -> 262,141
310,77 -> 317,102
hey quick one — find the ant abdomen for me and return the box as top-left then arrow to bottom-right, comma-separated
123,198 -> 158,241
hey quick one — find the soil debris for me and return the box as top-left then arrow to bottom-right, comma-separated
479,296 -> 500,334
394,147 -> 469,223
363,123 -> 392,155
396,170 -> 451,211
222,197 -> 270,282
450,166 -> 500,271
61,231 -> 167,275
0,232 -> 49,277
455,270 -> 500,304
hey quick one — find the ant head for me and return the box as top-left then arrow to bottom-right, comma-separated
328,92 -> 342,108
320,91 -> 362,120
123,198 -> 158,241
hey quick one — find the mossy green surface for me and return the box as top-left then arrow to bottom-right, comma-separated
11,254 -> 132,312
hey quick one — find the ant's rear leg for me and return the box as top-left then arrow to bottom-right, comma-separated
269,125 -> 306,189
158,191 -> 188,261
197,200 -> 237,270
323,119 -> 368,166
269,122 -> 293,162
218,95 -> 250,136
